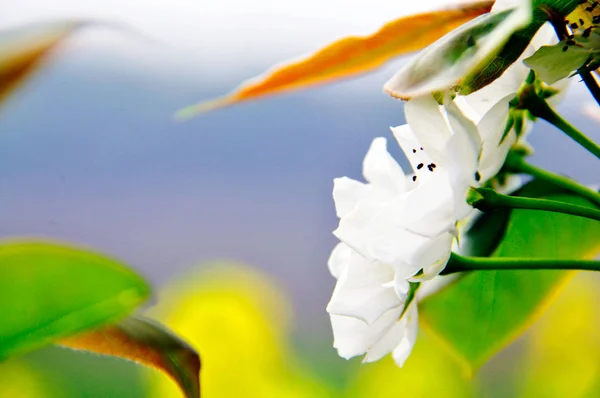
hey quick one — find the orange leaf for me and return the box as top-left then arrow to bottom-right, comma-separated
0,21 -> 83,106
178,0 -> 495,118
60,316 -> 201,398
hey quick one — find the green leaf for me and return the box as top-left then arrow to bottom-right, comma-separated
0,241 -> 150,360
524,43 -> 595,84
459,0 -> 581,94
420,180 -> 600,374
385,6 -> 533,99
459,206 -> 511,258
61,315 -> 201,398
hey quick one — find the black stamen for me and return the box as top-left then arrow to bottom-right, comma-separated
416,163 -> 424,170
571,22 -> 579,29
420,147 -> 423,151
475,171 -> 481,182
584,26 -> 593,37
412,176 -> 417,182
412,149 -> 416,153
430,163 -> 436,168
563,45 -> 569,52
566,39 -> 577,45
580,18 -> 585,25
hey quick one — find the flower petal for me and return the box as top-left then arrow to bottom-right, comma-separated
362,137 -> 407,194
326,251 -> 403,325
409,232 -> 454,279
327,242 -> 352,279
330,307 -> 402,360
404,95 -> 451,155
476,94 -> 516,181
392,303 -> 419,367
394,169 -> 455,237
363,302 -> 418,365
332,177 -> 372,218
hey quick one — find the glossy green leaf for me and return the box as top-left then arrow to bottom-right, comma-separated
61,316 -> 201,398
420,180 -> 600,373
0,241 -> 150,360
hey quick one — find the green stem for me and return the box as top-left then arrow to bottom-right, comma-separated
521,90 -> 600,160
580,70 -> 600,107
442,252 -> 600,275
468,187 -> 600,222
505,154 -> 600,207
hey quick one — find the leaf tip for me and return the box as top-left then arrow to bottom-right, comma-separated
175,97 -> 234,121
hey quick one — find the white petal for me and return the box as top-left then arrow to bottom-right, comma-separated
390,124 -> 435,177
394,275 -> 410,298
365,232 -> 428,278
327,242 -> 351,279
363,302 -> 418,364
334,193 -> 450,277
332,177 -> 372,219
330,306 -> 402,360
476,95 -> 516,181
326,254 -> 403,325
404,96 -> 451,154
392,304 -> 418,367
409,232 -> 454,280
362,137 -> 407,193
396,169 -> 455,237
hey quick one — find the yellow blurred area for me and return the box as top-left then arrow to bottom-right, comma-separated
0,360 -> 57,398
145,262 -> 332,398
519,272 -> 600,398
143,263 -> 600,398
348,332 -> 471,398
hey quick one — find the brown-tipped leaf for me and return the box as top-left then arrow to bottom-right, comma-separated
177,1 -> 494,118
60,316 -> 201,398
0,21 -> 83,105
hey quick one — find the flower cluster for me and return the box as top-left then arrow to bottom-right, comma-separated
326,0 -> 571,367
326,94 -> 507,366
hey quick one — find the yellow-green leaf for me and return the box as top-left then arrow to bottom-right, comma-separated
60,316 -> 201,398
0,21 -> 82,106
177,0 -> 494,118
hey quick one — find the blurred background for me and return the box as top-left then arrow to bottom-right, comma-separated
1,0 -> 600,396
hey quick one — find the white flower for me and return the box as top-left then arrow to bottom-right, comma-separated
327,87 -> 535,366
384,0 -> 532,99
326,243 -> 418,366
332,122 -> 470,281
